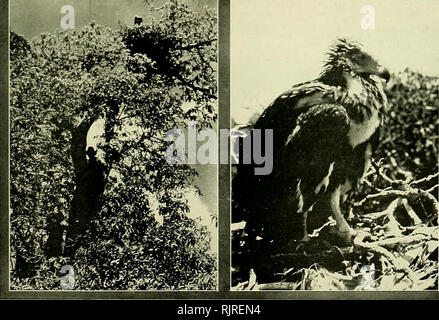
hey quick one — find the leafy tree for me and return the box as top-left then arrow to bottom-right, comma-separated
377,69 -> 439,180
10,0 -> 217,290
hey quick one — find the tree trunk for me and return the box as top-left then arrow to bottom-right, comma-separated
65,120 -> 105,257
45,213 -> 64,257
45,119 -> 106,257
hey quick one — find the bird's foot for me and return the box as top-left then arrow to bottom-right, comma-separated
300,234 -> 311,243
330,225 -> 357,245
330,225 -> 377,245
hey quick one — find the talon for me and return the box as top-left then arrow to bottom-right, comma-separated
300,234 -> 311,243
332,226 -> 357,244
353,230 -> 376,243
295,242 -> 305,251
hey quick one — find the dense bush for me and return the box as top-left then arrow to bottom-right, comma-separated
377,69 -> 438,180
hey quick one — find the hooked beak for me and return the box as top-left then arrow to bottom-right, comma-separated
377,67 -> 390,82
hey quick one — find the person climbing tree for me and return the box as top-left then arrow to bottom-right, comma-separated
65,146 -> 105,256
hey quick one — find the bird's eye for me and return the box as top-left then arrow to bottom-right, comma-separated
356,55 -> 367,64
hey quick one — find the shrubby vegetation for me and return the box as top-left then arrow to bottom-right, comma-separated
376,69 -> 438,180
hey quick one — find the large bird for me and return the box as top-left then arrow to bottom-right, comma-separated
233,38 -> 390,258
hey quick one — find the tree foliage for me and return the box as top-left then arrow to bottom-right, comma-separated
377,69 -> 439,180
10,1 -> 217,290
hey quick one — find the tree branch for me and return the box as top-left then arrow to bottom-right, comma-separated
411,172 -> 439,187
175,38 -> 217,51
144,0 -> 168,11
175,74 -> 217,100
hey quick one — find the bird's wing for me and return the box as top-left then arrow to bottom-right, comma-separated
254,80 -> 338,130
279,104 -> 351,210
232,80 -> 341,222
233,80 -> 340,221
253,80 -> 341,160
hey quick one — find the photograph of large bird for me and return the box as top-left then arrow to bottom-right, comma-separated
233,38 -> 390,256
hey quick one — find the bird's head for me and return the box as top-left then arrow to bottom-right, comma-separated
321,38 -> 390,86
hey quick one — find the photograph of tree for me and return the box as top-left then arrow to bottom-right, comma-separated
10,0 -> 217,290
231,0 -> 439,290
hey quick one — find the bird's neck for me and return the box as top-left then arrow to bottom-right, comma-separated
320,68 -> 387,123
319,66 -> 347,87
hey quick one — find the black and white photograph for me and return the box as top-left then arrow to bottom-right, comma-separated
9,0 -> 218,290
2,0 -> 439,308
231,0 -> 439,291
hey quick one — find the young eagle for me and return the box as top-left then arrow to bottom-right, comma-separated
233,38 -> 390,252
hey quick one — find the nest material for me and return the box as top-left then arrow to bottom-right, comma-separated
232,168 -> 439,291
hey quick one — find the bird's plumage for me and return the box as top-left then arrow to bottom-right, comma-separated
233,38 -> 389,254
